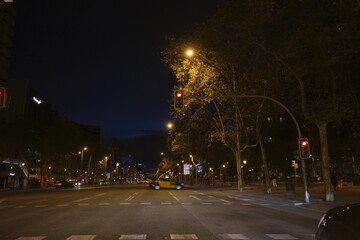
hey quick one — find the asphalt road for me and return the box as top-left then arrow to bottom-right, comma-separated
0,184 -> 323,240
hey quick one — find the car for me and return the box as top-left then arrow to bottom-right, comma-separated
316,203 -> 360,240
153,178 -> 184,190
53,180 -> 74,189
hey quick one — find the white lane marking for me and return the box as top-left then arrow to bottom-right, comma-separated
172,196 -> 179,201
181,203 -> 193,205
16,237 -> 47,240
170,234 -> 198,239
77,203 -> 89,206
119,234 -> 147,239
125,196 -> 135,201
222,203 -> 232,205
220,199 -> 231,203
168,191 -> 174,196
201,202 -> 213,205
140,202 -> 152,205
189,195 -> 201,201
99,203 -> 110,205
74,197 -> 91,202
34,205 -> 47,208
220,233 -> 249,239
120,202 -> 131,205
125,192 -> 139,201
56,204 -> 69,207
66,235 -> 96,240
266,234 -> 298,239
161,202 -> 172,205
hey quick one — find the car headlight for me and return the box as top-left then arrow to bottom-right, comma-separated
318,214 -> 326,228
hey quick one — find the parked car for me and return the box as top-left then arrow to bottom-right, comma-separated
53,180 -> 73,189
153,178 -> 184,190
316,203 -> 360,240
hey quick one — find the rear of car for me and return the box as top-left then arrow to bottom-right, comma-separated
53,180 -> 73,189
316,203 -> 360,240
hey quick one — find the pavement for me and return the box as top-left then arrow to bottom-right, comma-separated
192,181 -> 360,213
2,181 -> 359,213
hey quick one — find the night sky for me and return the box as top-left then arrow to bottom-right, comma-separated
9,0 -> 221,140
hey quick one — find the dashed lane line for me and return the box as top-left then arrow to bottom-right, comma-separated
119,234 -> 146,239
189,195 -> 201,201
65,235 -> 96,240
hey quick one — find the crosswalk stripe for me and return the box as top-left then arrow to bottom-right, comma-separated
99,203 -> 110,205
119,234 -> 147,239
170,234 -> 198,239
266,234 -> 298,239
57,204 -> 69,207
219,233 -> 249,239
140,202 -> 151,205
15,237 -> 47,240
65,235 -> 96,240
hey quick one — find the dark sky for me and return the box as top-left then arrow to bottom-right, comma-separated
9,0 -> 221,140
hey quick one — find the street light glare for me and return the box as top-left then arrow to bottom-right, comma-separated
185,49 -> 194,57
167,123 -> 173,129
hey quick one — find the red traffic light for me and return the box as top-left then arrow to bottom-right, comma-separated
301,140 -> 309,147
298,138 -> 310,159
174,90 -> 184,109
176,91 -> 183,98
0,87 -> 5,108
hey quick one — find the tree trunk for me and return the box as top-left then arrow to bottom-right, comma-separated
256,123 -> 272,194
317,121 -> 334,201
235,149 -> 243,192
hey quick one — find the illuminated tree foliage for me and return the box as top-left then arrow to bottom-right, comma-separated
163,0 -> 360,200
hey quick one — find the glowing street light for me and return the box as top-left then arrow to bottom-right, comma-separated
185,49 -> 194,57
167,123 -> 173,129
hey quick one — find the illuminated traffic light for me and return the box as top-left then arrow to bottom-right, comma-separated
291,160 -> 298,169
298,138 -> 310,159
174,90 -> 184,109
0,87 -> 5,108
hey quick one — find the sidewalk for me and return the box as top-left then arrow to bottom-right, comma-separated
194,182 -> 360,212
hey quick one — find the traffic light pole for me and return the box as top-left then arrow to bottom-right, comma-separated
188,94 -> 310,203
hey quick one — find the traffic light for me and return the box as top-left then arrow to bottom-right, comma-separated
298,138 -> 310,159
174,90 -> 184,109
0,87 -> 5,108
291,160 -> 296,167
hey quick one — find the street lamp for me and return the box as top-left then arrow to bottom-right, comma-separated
185,49 -> 194,57
167,123 -> 173,129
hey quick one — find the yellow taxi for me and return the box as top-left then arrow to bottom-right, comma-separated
153,178 -> 184,190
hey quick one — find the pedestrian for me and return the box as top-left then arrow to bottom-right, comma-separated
271,174 -> 277,187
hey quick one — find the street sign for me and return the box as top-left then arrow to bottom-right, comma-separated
183,164 -> 190,175
197,165 -> 203,172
